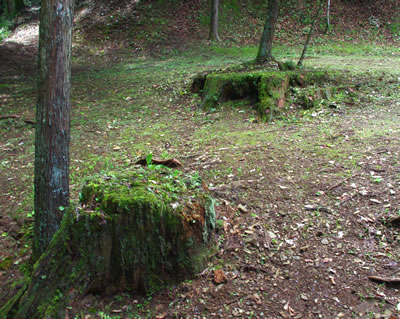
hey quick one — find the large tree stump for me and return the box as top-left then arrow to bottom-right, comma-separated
197,70 -> 330,121
1,167 -> 216,318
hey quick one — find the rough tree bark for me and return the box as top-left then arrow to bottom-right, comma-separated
209,0 -> 221,42
33,0 -> 74,260
256,0 -> 280,63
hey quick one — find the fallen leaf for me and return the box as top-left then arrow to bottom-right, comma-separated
238,204 -> 249,213
155,313 -> 167,319
112,309 -> 123,313
370,199 -> 382,204
252,293 -> 262,305
288,305 -> 296,316
213,269 -> 228,284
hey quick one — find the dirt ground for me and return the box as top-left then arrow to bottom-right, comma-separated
1,4 -> 400,319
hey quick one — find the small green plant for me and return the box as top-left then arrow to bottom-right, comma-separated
145,153 -> 163,171
0,17 -> 12,42
146,153 -> 153,166
216,219 -> 224,229
98,312 -> 120,319
371,176 -> 383,183
161,151 -> 169,159
186,171 -> 201,189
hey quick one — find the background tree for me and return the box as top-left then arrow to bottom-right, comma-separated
324,0 -> 331,34
33,0 -> 73,260
297,0 -> 324,67
256,0 -> 280,63
209,0 -> 220,42
1,0 -> 25,17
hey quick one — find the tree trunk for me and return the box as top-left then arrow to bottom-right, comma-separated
324,0 -> 331,34
33,0 -> 74,260
209,0 -> 220,42
256,0 -> 280,63
3,0 -> 24,16
5,0 -> 15,16
15,0 -> 24,13
297,1 -> 323,67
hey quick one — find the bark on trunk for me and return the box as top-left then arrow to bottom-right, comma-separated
33,0 -> 73,260
256,0 -> 280,63
209,0 -> 220,42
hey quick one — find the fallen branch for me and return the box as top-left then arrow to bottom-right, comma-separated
135,158 -> 183,168
367,295 -> 396,307
367,275 -> 400,285
240,263 -> 269,274
327,173 -> 360,192
304,205 -> 331,214
225,297 -> 241,305
386,216 -> 400,226
0,114 -> 35,125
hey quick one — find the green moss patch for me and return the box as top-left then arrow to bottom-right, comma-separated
2,167 -> 215,318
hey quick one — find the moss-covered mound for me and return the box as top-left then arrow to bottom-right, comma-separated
196,70 -> 329,122
1,167 -> 215,319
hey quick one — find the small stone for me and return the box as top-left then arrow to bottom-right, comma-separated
267,231 -> 277,239
321,238 -> 329,245
238,204 -> 249,213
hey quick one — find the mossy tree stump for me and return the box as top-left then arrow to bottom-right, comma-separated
196,70 -> 330,122
1,167 -> 216,319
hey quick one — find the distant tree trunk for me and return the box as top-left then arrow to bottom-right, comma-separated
33,0 -> 74,260
209,0 -> 220,42
324,0 -> 331,34
15,0 -> 24,13
297,1 -> 323,67
4,0 -> 24,16
256,0 -> 280,63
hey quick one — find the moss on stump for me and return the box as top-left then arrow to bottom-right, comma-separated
1,167 -> 215,319
296,87 -> 337,109
197,70 -> 329,121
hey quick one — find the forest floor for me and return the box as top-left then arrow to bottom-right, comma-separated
1,2 -> 400,318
